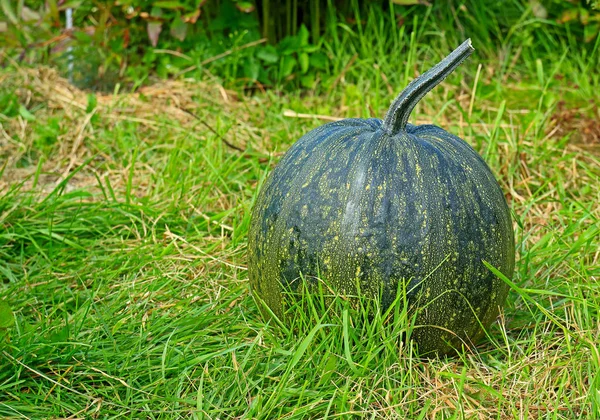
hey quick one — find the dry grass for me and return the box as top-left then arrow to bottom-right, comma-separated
1,63 -> 599,418
1,66 -> 258,196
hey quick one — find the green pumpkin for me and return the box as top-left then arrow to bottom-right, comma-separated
248,40 -> 515,356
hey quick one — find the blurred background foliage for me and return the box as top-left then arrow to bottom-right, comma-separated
1,0 -> 599,92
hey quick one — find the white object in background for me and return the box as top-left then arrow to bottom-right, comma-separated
66,8 -> 73,82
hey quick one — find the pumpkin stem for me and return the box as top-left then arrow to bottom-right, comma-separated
383,39 -> 474,135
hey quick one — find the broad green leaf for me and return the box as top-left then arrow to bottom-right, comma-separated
298,24 -> 309,47
279,35 -> 300,55
243,58 -> 259,81
299,52 -> 309,74
300,73 -> 316,88
0,301 -> 14,329
280,55 -> 296,78
256,45 -> 278,63
302,45 -> 321,53
309,52 -> 328,69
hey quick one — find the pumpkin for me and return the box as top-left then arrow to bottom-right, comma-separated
248,39 -> 515,356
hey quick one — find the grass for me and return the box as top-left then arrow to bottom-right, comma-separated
1,7 -> 600,418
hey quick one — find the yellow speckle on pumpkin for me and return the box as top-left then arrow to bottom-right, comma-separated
301,205 -> 309,217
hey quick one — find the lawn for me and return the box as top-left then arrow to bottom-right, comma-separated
1,12 -> 600,418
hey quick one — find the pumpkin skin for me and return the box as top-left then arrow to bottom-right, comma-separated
248,40 -> 515,356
